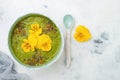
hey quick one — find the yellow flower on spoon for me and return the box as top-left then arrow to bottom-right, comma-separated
74,25 -> 92,42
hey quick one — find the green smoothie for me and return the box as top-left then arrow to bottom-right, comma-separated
9,14 -> 62,67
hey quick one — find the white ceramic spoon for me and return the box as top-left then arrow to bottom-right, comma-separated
63,15 -> 74,68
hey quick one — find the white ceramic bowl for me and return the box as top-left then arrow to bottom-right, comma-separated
8,13 -> 64,69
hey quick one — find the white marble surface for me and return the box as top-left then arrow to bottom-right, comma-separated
0,0 -> 120,80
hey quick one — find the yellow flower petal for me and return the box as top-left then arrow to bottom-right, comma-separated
75,25 -> 89,33
36,34 -> 52,51
29,30 -> 34,34
74,25 -> 92,42
21,35 -> 38,52
31,23 -> 39,29
29,23 -> 42,35
28,34 -> 37,47
21,41 -> 31,52
40,43 -> 52,51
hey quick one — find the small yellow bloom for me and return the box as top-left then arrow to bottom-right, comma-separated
21,39 -> 32,52
36,34 -> 52,51
21,35 -> 37,53
21,23 -> 53,52
74,25 -> 92,42
29,23 -> 42,35
28,34 -> 37,47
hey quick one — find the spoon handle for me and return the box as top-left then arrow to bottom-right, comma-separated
66,30 -> 71,68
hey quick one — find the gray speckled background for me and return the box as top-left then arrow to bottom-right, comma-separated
0,0 -> 120,80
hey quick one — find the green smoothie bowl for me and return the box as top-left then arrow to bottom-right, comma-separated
8,13 -> 64,68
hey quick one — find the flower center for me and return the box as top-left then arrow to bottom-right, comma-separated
78,33 -> 84,38
25,43 -> 31,49
33,26 -> 38,31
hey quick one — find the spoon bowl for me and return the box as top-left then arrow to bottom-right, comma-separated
64,15 -> 74,29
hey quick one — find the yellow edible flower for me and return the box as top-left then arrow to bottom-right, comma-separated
22,23 -> 52,52
28,34 -> 37,47
29,23 -> 42,36
21,35 -> 37,52
74,25 -> 92,42
36,34 -> 52,51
